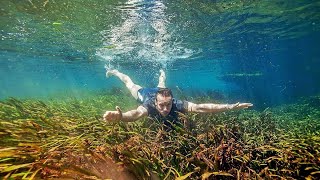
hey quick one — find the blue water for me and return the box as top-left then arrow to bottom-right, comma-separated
1,0 -> 320,109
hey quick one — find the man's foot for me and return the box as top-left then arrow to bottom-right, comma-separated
157,69 -> 166,88
159,69 -> 166,80
106,69 -> 119,78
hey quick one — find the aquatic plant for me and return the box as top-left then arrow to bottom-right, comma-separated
0,94 -> 319,179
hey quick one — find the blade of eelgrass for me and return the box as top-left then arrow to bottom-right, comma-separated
8,171 -> 32,178
201,171 -> 233,179
1,163 -> 33,173
28,168 -> 41,180
176,171 -> 194,180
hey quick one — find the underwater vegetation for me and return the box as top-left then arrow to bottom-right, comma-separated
0,92 -> 319,179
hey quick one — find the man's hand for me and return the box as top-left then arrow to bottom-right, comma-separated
103,106 -> 122,122
229,102 -> 253,110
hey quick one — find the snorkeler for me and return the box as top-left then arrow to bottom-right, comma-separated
103,69 -> 253,127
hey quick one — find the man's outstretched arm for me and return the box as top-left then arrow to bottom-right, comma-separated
103,105 -> 148,122
186,102 -> 253,113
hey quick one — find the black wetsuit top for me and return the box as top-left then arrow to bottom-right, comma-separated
137,88 -> 188,129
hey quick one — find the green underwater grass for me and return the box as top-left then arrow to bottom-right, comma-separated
0,91 -> 319,179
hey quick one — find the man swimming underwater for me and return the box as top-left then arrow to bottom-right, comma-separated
103,69 -> 253,128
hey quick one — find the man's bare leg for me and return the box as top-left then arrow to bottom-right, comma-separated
106,70 -> 142,100
157,69 -> 166,88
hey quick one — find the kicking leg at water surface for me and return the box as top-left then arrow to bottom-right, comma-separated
157,69 -> 166,88
106,69 -> 142,100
